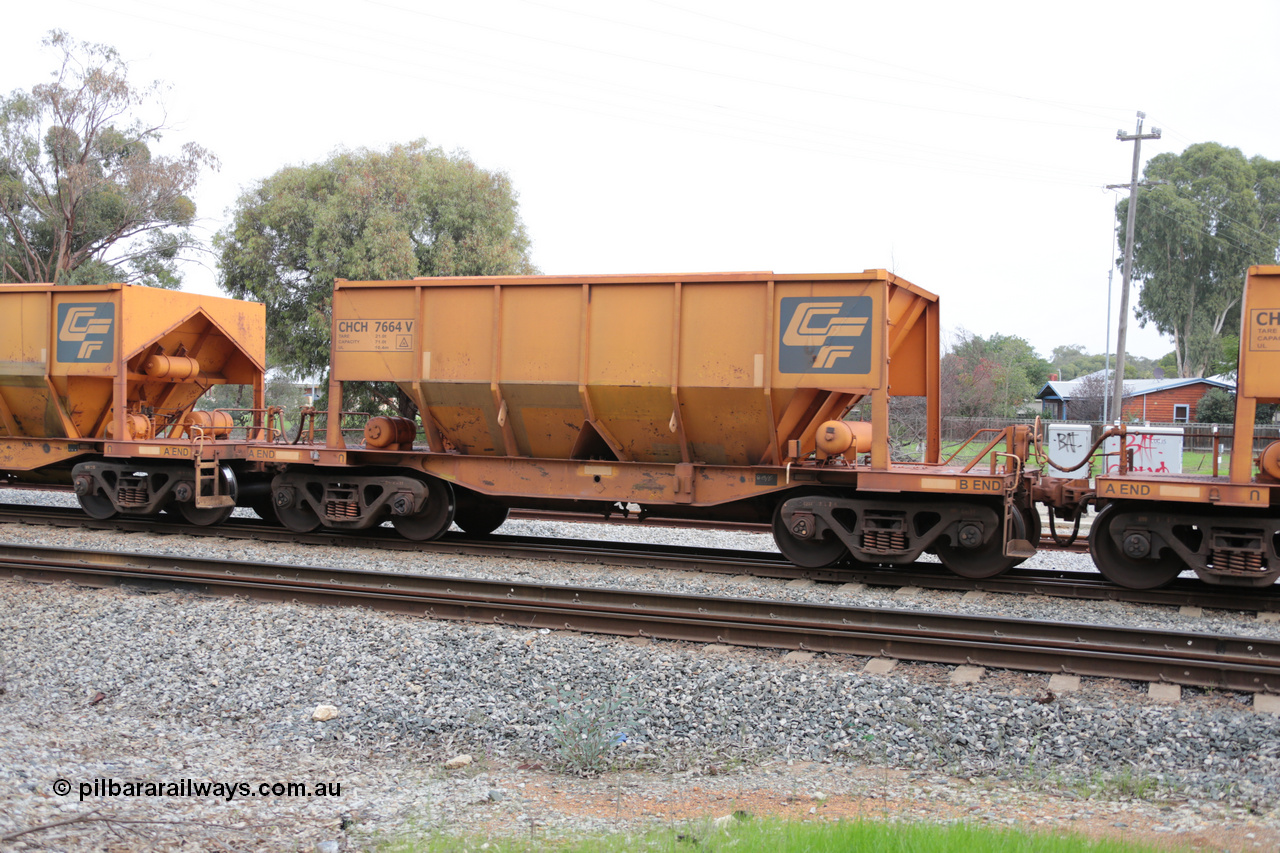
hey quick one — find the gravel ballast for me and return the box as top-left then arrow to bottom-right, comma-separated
2,492 -> 1280,850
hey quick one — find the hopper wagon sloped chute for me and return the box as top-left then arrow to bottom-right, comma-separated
0,281 -> 267,524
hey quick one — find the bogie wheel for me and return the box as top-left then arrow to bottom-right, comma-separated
1089,504 -> 1185,590
772,492 -> 849,569
393,477 -> 456,541
177,466 -> 237,526
180,501 -> 236,526
274,487 -> 322,533
936,508 -> 1026,579
453,498 -> 509,536
77,491 -> 117,520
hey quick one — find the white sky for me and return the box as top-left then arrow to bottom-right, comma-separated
4,0 -> 1278,363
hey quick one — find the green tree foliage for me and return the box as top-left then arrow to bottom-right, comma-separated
1195,387 -> 1235,424
1049,344 -> 1103,380
1209,334 -> 1240,378
216,140 -> 536,416
1049,345 -> 1155,380
942,331 -> 1050,418
1121,142 -> 1280,379
0,31 -> 216,286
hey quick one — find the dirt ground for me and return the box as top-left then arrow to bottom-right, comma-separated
409,759 -> 1280,852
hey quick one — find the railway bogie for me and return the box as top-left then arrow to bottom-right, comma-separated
70,458 -> 239,526
268,468 -> 454,536
1088,502 -> 1280,588
772,490 -> 1032,576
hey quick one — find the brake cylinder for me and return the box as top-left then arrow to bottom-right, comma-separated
364,416 -> 417,448
1260,441 -> 1280,480
142,354 -> 202,380
815,420 -> 873,457
184,410 -> 233,439
105,413 -> 153,440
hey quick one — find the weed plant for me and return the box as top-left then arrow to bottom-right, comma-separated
545,681 -> 633,776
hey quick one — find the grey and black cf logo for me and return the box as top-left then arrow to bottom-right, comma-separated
56,304 -> 115,363
778,296 -> 872,374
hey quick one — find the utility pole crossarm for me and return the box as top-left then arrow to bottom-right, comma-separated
1111,111 -> 1162,423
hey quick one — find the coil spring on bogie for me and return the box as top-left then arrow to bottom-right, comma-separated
1210,549 -> 1265,574
862,530 -> 907,553
116,487 -> 149,505
325,500 -> 360,519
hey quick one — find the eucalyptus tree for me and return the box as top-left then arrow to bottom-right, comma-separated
0,30 -> 216,286
1120,142 -> 1280,378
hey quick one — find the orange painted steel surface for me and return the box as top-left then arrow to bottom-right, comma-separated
1086,266 -> 1280,509
329,270 -> 941,474
0,282 -> 266,471
1234,265 -> 1280,484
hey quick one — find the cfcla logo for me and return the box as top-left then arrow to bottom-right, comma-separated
56,304 -> 115,363
778,296 -> 872,374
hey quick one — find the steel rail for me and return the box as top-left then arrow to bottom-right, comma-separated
0,502 -> 1276,612
1,543 -> 1277,693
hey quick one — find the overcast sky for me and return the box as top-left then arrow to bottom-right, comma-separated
5,0 -> 1278,363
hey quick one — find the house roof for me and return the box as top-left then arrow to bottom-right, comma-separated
1036,373 -> 1234,402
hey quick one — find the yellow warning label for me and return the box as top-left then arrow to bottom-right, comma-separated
334,319 -> 416,352
136,445 -> 192,458
245,447 -> 303,461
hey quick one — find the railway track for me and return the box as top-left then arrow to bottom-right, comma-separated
2,542 -> 1277,694
0,501 -> 1275,613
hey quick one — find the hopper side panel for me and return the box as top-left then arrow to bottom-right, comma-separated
678,387 -> 773,465
675,280 -> 772,465
585,284 -> 677,462
415,381 -> 502,456
499,286 -> 581,380
499,382 -> 584,458
331,287 -> 419,381
0,291 -> 51,437
677,281 -> 768,388
1241,266 -> 1280,401
586,284 -> 674,387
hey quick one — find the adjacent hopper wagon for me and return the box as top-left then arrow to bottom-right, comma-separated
0,282 -> 267,523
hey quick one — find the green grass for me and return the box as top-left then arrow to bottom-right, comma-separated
939,441 -> 1234,478
379,817 -> 1175,853
1180,449 -> 1228,474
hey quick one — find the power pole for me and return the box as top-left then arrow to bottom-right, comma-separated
1108,111 -> 1161,422
1103,267 -> 1113,424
